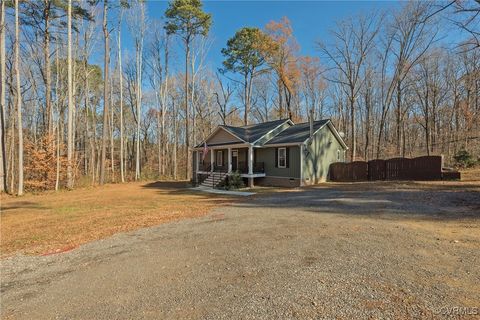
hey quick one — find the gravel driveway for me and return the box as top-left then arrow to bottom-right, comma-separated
2,182 -> 479,319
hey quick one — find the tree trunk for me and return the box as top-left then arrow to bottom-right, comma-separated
173,100 -> 177,180
110,77 -> 114,181
0,0 -> 7,193
395,80 -> 402,156
100,0 -> 109,185
117,16 -> 125,182
350,94 -> 356,162
161,36 -> 169,177
14,0 -> 23,195
364,83 -> 371,161
135,34 -> 143,180
244,73 -> 249,126
55,38 -> 60,190
184,39 -> 190,181
67,0 -> 74,190
44,1 -> 52,134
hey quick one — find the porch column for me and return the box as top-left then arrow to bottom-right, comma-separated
248,146 -> 253,175
210,149 -> 214,173
194,151 -> 199,185
228,147 -> 232,173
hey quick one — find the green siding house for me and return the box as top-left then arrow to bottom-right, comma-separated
193,119 -> 348,187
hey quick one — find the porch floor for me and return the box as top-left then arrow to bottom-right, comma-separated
196,171 -> 266,178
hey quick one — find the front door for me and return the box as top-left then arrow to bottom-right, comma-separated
232,150 -> 238,171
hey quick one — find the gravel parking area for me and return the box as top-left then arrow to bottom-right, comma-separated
1,182 -> 479,319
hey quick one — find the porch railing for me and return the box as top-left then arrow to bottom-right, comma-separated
200,161 -> 265,174
199,162 -> 211,172
237,161 -> 265,174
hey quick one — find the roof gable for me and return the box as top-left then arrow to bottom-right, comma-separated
204,127 -> 244,146
222,119 -> 291,143
265,120 -> 330,145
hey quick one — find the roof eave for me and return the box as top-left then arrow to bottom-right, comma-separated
196,126 -> 248,148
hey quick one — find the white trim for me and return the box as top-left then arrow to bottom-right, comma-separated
263,142 -> 301,148
210,150 -> 214,173
248,146 -> 253,175
228,147 -> 232,173
300,144 -> 304,186
240,172 -> 266,178
327,121 -> 348,150
193,143 -> 250,151
251,119 -> 294,145
261,175 -> 301,180
278,147 -> 287,168
300,120 -> 348,150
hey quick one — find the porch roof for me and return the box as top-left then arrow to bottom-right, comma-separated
201,141 -> 244,148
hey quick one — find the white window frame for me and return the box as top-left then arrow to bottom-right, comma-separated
216,150 -> 223,166
337,149 -> 341,161
278,147 -> 286,168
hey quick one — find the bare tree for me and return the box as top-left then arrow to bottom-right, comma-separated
319,13 -> 381,161
376,1 -> 438,158
214,72 -> 234,125
66,0 -> 74,189
99,0 -> 110,185
14,0 -> 24,195
117,8 -> 125,182
0,0 -> 6,193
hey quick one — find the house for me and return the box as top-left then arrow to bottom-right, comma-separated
193,118 -> 348,188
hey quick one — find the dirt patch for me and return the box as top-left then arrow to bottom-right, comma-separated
0,181 -> 233,257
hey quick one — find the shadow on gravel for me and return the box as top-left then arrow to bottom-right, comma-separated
236,182 -> 480,221
142,181 -> 190,189
1,201 -> 47,212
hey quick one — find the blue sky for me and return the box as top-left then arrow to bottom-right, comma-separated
119,1 -> 402,72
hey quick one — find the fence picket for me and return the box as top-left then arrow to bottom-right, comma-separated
329,155 -> 444,182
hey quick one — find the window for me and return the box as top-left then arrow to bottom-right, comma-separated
337,149 -> 341,161
278,147 -> 286,168
216,150 -> 223,166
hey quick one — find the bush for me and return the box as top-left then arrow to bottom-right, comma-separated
453,149 -> 477,168
219,171 -> 245,190
24,134 -> 68,191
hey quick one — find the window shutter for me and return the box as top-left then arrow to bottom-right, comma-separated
275,148 -> 278,168
286,147 -> 290,168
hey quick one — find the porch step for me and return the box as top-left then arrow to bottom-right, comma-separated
199,172 -> 227,188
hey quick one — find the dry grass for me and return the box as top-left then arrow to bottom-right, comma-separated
0,181 -> 233,257
460,168 -> 480,181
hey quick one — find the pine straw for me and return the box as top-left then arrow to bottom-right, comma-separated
0,181 -> 234,257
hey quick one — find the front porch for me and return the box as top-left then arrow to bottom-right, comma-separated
194,146 -> 266,178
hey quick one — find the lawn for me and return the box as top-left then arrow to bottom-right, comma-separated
0,181 -> 233,257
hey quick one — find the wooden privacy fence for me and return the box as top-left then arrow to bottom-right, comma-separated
329,155 -> 444,182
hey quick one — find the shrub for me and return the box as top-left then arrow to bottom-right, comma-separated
219,171 -> 245,190
24,134 -> 68,191
453,149 -> 477,168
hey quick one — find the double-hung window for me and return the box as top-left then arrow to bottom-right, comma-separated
278,147 -> 286,168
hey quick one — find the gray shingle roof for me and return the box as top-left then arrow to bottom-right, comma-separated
265,119 -> 330,145
221,119 -> 289,143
